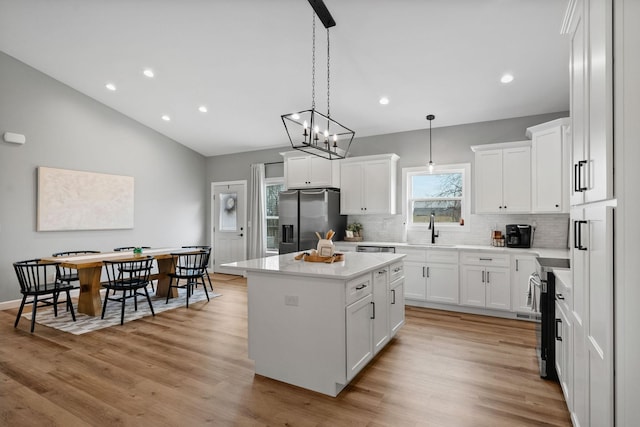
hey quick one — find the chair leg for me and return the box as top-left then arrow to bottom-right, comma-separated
120,294 -> 126,325
206,272 -> 213,291
202,278 -> 210,302
101,288 -> 110,319
14,295 -> 27,328
166,278 -> 173,304
143,286 -> 155,316
66,290 -> 76,321
186,281 -> 190,308
30,296 -> 38,333
53,292 -> 59,317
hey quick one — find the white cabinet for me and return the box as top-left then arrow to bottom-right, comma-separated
346,293 -> 373,381
460,252 -> 511,311
511,255 -> 537,313
472,142 -> 531,213
282,152 -> 340,189
389,277 -> 405,335
340,154 -> 399,215
554,274 -> 573,412
397,247 -> 458,304
527,118 -> 571,213
372,267 -> 390,354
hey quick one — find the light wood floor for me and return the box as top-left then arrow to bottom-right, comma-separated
1,274 -> 571,426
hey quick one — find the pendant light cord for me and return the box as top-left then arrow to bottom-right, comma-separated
311,11 -> 316,111
327,28 -> 330,119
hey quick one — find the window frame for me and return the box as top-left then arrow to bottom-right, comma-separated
402,163 -> 471,232
265,177 -> 285,253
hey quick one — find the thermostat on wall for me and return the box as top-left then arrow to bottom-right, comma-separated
3,132 -> 26,144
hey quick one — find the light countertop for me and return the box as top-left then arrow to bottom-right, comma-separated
334,241 -> 570,259
222,251 -> 405,280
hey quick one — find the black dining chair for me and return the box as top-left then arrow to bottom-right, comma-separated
181,245 -> 213,291
101,256 -> 155,325
52,250 -> 101,310
13,259 -> 76,333
113,246 -> 151,252
167,250 -> 210,308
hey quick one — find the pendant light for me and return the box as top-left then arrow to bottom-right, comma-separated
427,114 -> 435,173
281,0 -> 355,160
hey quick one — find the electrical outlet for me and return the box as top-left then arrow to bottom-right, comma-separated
284,295 -> 299,306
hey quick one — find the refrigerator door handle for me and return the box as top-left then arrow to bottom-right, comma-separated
300,189 -> 327,195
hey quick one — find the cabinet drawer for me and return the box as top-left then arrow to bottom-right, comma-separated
346,273 -> 373,305
395,247 -> 426,262
389,262 -> 404,282
426,249 -> 458,264
460,252 -> 510,267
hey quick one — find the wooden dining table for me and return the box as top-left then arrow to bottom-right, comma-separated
41,247 -> 196,316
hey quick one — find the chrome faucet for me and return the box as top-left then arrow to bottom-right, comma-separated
428,212 -> 439,244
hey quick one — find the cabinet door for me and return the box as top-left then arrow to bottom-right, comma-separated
286,156 -> 311,188
309,156 -> 332,187
340,162 -> 362,214
532,127 -> 564,212
512,256 -> 537,313
389,279 -> 405,336
555,303 -> 564,384
475,150 -> 504,213
403,261 -> 426,300
362,160 -> 392,214
372,268 -> 390,354
460,265 -> 486,307
502,146 -> 531,212
346,294 -> 373,381
426,262 -> 459,304
485,267 -> 510,310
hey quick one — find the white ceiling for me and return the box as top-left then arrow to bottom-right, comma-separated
0,0 -> 570,157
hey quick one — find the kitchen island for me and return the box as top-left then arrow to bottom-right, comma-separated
222,251 -> 406,397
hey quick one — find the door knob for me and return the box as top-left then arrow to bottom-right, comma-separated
238,233 -> 243,237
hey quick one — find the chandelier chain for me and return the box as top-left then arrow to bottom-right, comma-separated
311,12 -> 316,110
327,28 -> 330,119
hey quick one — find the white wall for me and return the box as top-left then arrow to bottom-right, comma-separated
0,52 -> 207,303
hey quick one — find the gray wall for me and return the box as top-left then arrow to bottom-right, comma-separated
0,52 -> 207,303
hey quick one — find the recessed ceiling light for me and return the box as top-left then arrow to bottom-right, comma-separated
161,115 -> 171,121
379,97 -> 390,105
198,105 -> 208,113
501,74 -> 514,84
105,83 -> 116,91
143,68 -> 155,78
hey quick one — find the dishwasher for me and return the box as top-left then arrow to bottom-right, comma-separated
356,245 -> 396,253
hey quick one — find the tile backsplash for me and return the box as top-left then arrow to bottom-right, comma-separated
346,213 -> 570,249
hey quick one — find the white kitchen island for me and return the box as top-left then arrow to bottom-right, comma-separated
222,251 -> 406,397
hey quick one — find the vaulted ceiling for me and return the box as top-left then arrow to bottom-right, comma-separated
0,0 -> 570,157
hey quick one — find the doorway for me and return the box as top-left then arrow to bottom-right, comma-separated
211,181 -> 247,274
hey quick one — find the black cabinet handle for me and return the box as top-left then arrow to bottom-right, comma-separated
426,267 -> 430,278
575,220 -> 588,251
422,266 -> 426,278
556,293 -> 564,300
355,284 -> 366,290
391,289 -> 396,304
486,271 -> 490,283
575,160 -> 588,192
482,271 -> 485,283
555,318 -> 563,341
371,301 -> 375,319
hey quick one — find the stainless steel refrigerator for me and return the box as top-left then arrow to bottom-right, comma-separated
278,188 -> 347,254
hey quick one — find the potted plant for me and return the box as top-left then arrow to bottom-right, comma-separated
346,222 -> 363,241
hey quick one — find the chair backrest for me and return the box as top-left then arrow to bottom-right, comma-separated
113,246 -> 151,252
52,250 -> 101,257
182,246 -> 211,267
103,256 -> 153,287
13,259 -> 59,293
172,251 -> 209,277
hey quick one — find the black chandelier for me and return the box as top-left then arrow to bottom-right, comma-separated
281,0 -> 355,160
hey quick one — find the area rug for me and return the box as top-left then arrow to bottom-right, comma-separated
22,287 -> 221,335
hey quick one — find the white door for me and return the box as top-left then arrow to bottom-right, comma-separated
502,146 -> 531,212
426,263 -> 459,304
485,267 -> 511,311
475,150 -> 503,213
212,181 -> 247,274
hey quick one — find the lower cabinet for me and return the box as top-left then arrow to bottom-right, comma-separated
425,263 -> 459,304
346,293 -> 373,381
398,248 -> 458,304
389,278 -> 405,335
372,267 -> 390,354
555,299 -> 573,410
460,265 -> 511,310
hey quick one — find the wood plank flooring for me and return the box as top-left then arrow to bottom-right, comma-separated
0,274 -> 571,426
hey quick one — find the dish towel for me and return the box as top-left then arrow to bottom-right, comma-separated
527,273 -> 540,313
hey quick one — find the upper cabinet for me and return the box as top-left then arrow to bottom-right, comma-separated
566,0 -> 613,206
472,141 -> 531,214
527,118 -> 571,213
282,152 -> 340,189
340,154 -> 399,215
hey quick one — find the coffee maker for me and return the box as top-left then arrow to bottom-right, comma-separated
505,224 -> 532,248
